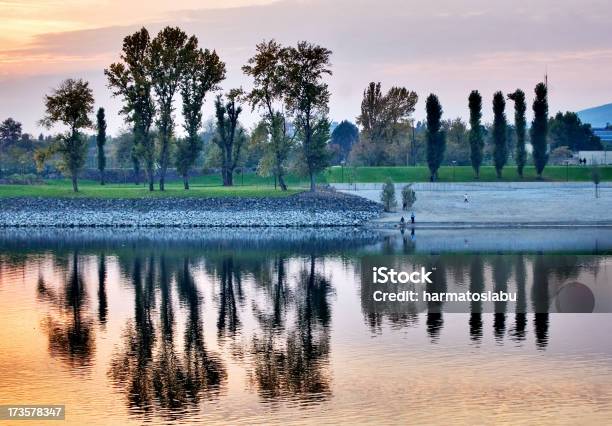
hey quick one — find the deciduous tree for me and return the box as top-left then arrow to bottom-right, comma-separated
380,178 -> 397,212
0,117 -> 22,177
549,111 -> 602,152
148,26 -> 197,190
355,82 -> 418,165
443,118 -> 469,165
282,41 -> 332,191
213,90 -> 245,186
243,40 -> 295,191
177,46 -> 226,189
36,78 -> 94,192
105,27 -> 156,191
330,120 -> 358,163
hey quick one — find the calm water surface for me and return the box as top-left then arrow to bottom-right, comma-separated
0,228 -> 611,425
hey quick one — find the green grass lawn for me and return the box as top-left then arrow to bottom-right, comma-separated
0,164 -> 608,198
322,165 -> 612,183
0,179 -> 301,198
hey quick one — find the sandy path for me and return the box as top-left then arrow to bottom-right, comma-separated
339,184 -> 612,225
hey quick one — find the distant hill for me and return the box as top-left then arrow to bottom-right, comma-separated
577,103 -> 612,128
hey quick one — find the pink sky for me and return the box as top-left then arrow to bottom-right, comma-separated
1,0 -> 611,135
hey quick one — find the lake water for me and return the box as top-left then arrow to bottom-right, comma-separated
1,228 -> 611,425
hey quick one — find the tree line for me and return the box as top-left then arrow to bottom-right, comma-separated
343,81 -> 603,179
0,26 -> 605,191
28,27 -> 332,192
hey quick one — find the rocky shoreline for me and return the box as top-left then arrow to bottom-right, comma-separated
0,191 -> 382,227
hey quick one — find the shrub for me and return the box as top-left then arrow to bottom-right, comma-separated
592,164 -> 601,198
401,184 -> 416,210
380,178 -> 397,212
549,146 -> 573,165
0,173 -> 44,185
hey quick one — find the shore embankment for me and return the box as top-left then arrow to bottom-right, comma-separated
334,182 -> 612,228
0,191 -> 382,227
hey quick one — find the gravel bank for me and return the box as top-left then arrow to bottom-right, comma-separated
341,184 -> 612,226
0,191 -> 382,227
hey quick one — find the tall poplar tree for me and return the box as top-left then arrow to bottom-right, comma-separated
243,40 -> 293,191
468,90 -> 484,178
492,91 -> 508,178
213,90 -> 245,186
425,94 -> 445,181
531,83 -> 549,178
177,47 -> 225,189
507,89 -> 527,178
106,28 -> 156,191
96,107 -> 107,185
282,41 -> 332,192
148,27 -> 197,191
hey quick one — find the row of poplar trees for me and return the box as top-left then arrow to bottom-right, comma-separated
426,83 -> 549,180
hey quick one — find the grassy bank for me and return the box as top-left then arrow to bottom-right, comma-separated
0,165 -> 609,198
0,179 -> 301,198
322,165 -> 612,183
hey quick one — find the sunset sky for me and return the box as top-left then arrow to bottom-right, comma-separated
1,0 -> 611,135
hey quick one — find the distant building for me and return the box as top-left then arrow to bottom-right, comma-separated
576,150 -> 612,165
593,128 -> 612,148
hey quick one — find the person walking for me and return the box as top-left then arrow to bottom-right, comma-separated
464,193 -> 469,203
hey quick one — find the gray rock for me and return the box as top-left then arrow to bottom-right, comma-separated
0,192 -> 383,228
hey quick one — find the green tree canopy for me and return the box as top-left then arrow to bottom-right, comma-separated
37,78 -> 94,192
177,46 -> 226,189
96,107 -> 107,185
282,41 -> 332,191
355,82 -> 418,165
492,91 -> 508,178
549,111 -> 602,152
507,89 -> 527,177
148,26 -> 198,191
105,27 -> 156,191
0,118 -> 22,147
425,94 -> 445,180
243,39 -> 294,191
531,82 -> 549,178
442,118 -> 469,165
468,90 -> 484,178
330,120 -> 358,163
213,90 -> 245,186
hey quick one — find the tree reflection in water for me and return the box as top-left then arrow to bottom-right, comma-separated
248,255 -> 333,404
532,255 -> 550,350
469,256 -> 485,343
37,251 -> 95,371
97,254 -> 108,326
492,255 -> 511,343
108,257 -> 156,412
15,238 -> 604,420
426,257 -> 447,343
356,253 -> 598,350
176,259 -> 226,403
510,255 -> 527,342
108,255 -> 226,418
215,256 -> 242,340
